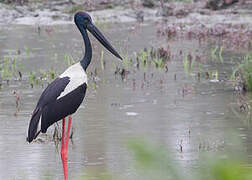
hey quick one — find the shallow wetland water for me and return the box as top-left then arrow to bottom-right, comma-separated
0,21 -> 252,179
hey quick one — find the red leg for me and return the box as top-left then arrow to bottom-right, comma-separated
65,116 -> 72,149
61,116 -> 72,180
61,118 -> 68,180
61,118 -> 65,160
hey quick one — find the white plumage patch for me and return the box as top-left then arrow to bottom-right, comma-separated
57,62 -> 88,99
37,116 -> 41,134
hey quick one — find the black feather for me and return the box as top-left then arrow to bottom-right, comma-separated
27,107 -> 42,143
27,77 -> 70,142
41,83 -> 87,132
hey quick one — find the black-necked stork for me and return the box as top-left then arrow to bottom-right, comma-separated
27,12 -> 122,180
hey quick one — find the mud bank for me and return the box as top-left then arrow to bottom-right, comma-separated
0,1 -> 252,26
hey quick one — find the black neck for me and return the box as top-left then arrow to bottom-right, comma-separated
77,25 -> 92,70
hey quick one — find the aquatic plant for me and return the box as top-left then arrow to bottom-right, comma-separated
122,52 -> 132,69
17,136 -> 252,180
24,46 -> 30,57
211,46 -> 224,63
211,46 -> 218,59
1,57 -> 12,80
27,67 -> 58,88
100,50 -> 105,70
116,47 -> 170,76
218,46 -> 224,63
128,138 -> 184,180
0,56 -> 21,81
152,57 -> 164,70
28,71 -> 37,88
138,49 -> 149,68
233,52 -> 252,91
0,51 -> 78,88
183,53 -> 194,75
48,68 -> 56,83
231,93 -> 252,123
136,47 -> 169,70
239,55 -> 252,91
127,138 -> 252,180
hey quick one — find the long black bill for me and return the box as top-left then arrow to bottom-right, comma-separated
87,23 -> 122,60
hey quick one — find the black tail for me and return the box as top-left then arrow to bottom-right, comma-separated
27,107 -> 42,143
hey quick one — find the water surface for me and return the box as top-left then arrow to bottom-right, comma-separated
0,22 -> 251,180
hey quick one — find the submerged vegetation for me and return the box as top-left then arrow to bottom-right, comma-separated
120,47 -> 170,71
0,49 -> 77,88
0,43 -> 251,93
0,55 -> 21,81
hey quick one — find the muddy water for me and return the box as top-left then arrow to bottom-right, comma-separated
0,22 -> 251,180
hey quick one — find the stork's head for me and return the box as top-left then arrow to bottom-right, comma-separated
74,12 -> 92,28
74,12 -> 122,60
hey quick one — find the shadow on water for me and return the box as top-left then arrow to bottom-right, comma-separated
0,22 -> 252,179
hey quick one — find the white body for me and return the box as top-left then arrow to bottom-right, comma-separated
58,62 -> 88,99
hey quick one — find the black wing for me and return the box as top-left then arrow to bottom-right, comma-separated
41,83 -> 87,132
36,77 -> 70,107
27,77 -> 70,142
